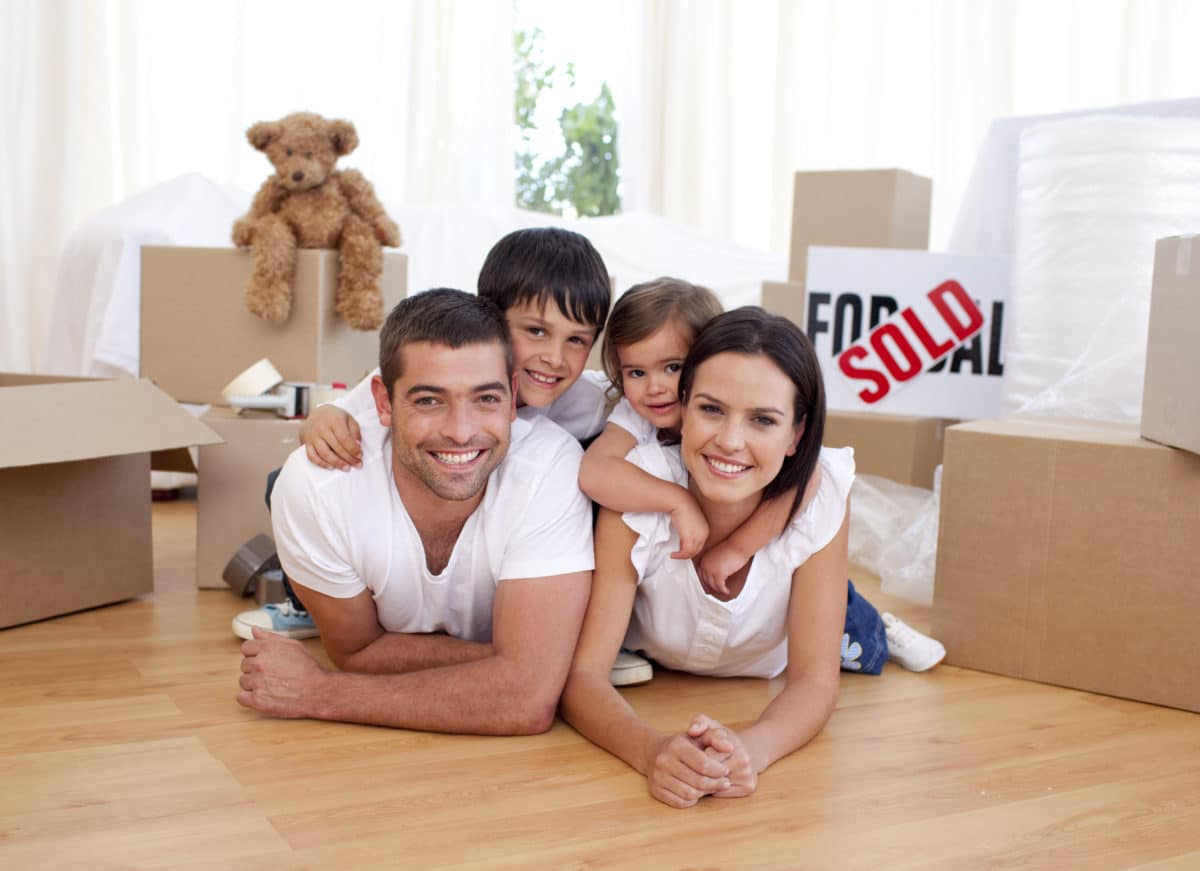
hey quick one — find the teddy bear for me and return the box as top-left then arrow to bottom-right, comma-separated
232,112 -> 401,330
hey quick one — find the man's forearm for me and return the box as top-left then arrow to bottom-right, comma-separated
309,652 -> 561,735
336,631 -> 493,674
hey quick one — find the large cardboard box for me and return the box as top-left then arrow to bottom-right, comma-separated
141,246 -> 408,405
761,279 -> 805,328
932,417 -> 1200,712
1141,235 -> 1200,456
788,169 -> 931,285
823,411 -> 952,489
195,409 -> 303,589
0,375 -> 221,628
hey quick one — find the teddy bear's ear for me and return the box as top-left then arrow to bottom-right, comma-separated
329,120 -> 359,156
246,122 -> 282,152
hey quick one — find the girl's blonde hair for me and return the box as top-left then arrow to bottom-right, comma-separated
602,277 -> 723,397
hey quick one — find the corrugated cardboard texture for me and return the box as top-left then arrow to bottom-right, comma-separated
196,410 -> 303,589
141,246 -> 408,405
0,378 -> 221,468
933,417 -> 1200,713
788,169 -> 931,284
823,411 -> 951,488
1141,236 -> 1200,456
0,454 -> 152,628
761,279 -> 805,329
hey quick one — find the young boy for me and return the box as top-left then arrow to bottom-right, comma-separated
233,227 -> 613,637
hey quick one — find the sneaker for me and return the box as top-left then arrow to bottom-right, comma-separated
882,612 -> 945,672
611,650 -> 653,686
232,601 -> 319,641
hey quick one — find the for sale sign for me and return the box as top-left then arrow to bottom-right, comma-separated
804,247 -> 1011,419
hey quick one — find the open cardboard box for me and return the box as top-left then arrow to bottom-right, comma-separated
0,375 -> 222,628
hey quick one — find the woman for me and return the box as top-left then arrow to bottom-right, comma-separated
561,306 -> 855,808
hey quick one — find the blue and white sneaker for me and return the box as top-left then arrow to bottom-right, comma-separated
232,601 -> 319,641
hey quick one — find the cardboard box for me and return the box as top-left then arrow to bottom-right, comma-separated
761,279 -> 805,328
789,169 -> 931,285
195,409 -> 303,589
141,246 -> 408,405
1141,235 -> 1200,456
0,375 -> 221,628
823,411 -> 952,489
932,417 -> 1200,713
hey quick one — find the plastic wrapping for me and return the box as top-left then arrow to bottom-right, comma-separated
1003,115 -> 1200,422
848,469 -> 941,606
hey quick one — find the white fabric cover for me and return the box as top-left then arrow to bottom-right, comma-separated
621,442 -> 854,679
1003,115 -> 1200,422
606,396 -> 657,446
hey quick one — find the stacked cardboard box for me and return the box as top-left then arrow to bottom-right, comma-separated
0,375 -> 221,627
761,169 -> 947,486
140,245 -> 408,590
933,236 -> 1200,712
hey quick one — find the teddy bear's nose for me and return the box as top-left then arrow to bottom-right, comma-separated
292,171 -> 304,182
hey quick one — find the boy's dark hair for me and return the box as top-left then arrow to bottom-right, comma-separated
678,306 -> 826,523
378,288 -> 513,398
477,227 -> 611,334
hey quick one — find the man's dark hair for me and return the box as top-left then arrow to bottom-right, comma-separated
378,288 -> 514,398
477,227 -> 611,335
678,306 -> 826,523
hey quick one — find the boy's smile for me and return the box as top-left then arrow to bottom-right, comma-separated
505,299 -> 598,407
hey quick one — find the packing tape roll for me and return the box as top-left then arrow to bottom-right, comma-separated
221,358 -> 283,404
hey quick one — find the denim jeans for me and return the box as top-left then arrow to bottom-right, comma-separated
842,579 -> 888,675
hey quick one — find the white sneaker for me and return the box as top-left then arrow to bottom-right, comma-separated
611,650 -> 653,686
882,612 -> 945,672
232,601 -> 319,641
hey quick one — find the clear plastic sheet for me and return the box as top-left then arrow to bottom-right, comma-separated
1003,115 -> 1200,423
848,469 -> 941,606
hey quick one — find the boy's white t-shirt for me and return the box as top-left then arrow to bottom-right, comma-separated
620,442 -> 855,678
605,396 -> 657,446
271,415 -> 595,643
334,367 -> 609,441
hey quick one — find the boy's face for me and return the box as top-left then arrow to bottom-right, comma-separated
504,299 -> 597,407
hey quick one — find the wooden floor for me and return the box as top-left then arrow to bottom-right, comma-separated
2,500 -> 1198,869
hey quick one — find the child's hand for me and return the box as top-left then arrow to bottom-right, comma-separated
697,542 -> 749,600
300,405 -> 362,470
687,714 -> 757,798
669,496 -> 709,560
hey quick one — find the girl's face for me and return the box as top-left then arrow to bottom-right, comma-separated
680,352 -> 803,505
616,320 -> 692,430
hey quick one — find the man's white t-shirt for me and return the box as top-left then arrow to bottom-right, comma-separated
333,367 -> 610,441
620,442 -> 855,679
271,416 -> 596,642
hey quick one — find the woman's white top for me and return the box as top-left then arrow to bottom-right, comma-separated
606,396 -> 657,446
621,442 -> 855,679
333,367 -> 609,441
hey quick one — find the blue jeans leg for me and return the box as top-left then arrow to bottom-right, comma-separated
841,579 -> 888,675
264,468 -> 307,612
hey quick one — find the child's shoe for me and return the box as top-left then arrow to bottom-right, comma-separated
882,612 -> 945,672
611,650 -> 653,686
232,601 -> 319,641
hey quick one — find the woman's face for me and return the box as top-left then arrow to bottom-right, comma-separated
680,352 -> 803,505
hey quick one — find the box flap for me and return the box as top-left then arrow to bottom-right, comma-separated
0,378 -> 223,469
950,415 -> 1146,447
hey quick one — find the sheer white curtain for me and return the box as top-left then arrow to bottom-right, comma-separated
1,0 -> 513,373
619,0 -> 1200,256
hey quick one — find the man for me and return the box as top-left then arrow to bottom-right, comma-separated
237,289 -> 594,734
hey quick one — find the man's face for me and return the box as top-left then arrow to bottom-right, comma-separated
373,341 -> 516,503
504,299 -> 598,408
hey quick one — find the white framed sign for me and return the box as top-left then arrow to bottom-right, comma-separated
805,247 -> 1011,419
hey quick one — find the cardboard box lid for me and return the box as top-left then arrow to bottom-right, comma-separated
949,415 -> 1146,447
0,377 -> 223,469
